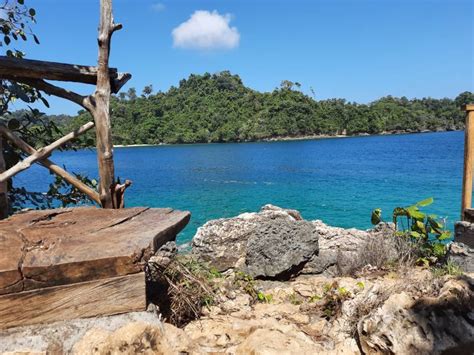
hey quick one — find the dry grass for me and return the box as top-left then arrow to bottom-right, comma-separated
344,234 -> 424,276
147,256 -> 218,327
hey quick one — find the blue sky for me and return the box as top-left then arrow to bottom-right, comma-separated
9,0 -> 474,115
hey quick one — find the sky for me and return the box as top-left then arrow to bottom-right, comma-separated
7,0 -> 474,115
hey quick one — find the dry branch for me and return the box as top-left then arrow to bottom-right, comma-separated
0,122 -> 94,182
0,125 -> 100,204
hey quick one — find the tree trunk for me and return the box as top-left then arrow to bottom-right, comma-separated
92,0 -> 120,208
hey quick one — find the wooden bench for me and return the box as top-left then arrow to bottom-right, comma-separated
0,207 -> 190,329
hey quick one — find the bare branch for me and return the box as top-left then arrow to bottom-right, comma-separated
0,121 -> 95,182
0,125 -> 101,204
10,78 -> 92,110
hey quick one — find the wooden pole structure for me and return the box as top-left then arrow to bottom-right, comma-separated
461,104 -> 474,220
0,0 -> 130,211
89,0 -> 121,208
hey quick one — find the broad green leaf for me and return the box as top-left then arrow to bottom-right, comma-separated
416,197 -> 434,207
371,208 -> 382,225
438,231 -> 452,241
406,206 -> 425,220
410,231 -> 423,238
432,243 -> 446,257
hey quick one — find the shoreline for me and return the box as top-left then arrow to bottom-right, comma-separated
113,129 -> 460,148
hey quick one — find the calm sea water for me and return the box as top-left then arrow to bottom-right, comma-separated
16,131 -> 464,244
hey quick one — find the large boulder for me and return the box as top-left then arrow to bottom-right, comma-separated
192,205 -> 396,278
192,205 -> 317,279
245,218 -> 317,278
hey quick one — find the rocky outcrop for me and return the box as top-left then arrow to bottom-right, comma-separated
192,205 -> 318,278
2,269 -> 471,354
358,276 -> 474,354
192,205 -> 395,278
447,242 -> 474,273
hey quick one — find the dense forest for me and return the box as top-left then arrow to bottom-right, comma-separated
30,71 -> 474,145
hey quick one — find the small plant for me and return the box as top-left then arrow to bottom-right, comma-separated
356,281 -> 365,290
371,198 -> 451,265
257,291 -> 273,303
318,281 -> 352,320
288,292 -> 303,305
233,271 -> 257,296
309,294 -> 322,303
432,260 -> 463,277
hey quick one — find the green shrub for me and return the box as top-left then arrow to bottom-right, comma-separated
371,198 -> 451,265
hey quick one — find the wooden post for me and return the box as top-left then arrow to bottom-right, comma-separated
461,104 -> 474,220
91,0 -> 121,208
0,137 -> 8,219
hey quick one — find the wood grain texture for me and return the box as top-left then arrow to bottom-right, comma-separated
92,0 -> 120,208
0,56 -> 130,93
0,207 -> 190,294
462,109 -> 474,219
0,273 -> 146,329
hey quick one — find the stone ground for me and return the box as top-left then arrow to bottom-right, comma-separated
1,269 -> 472,354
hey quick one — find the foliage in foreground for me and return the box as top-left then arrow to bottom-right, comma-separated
0,1 -> 98,213
371,198 -> 451,265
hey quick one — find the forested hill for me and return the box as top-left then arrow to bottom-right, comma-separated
64,71 -> 472,145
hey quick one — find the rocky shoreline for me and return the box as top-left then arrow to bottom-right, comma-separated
113,128 -> 460,148
1,205 -> 473,354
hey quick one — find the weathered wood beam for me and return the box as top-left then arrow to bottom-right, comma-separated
92,0 -> 119,208
0,125 -> 101,204
0,273 -> 146,329
462,104 -> 474,220
0,121 -> 94,182
0,56 -> 131,93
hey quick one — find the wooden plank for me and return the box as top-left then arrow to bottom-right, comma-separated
0,273 -> 146,330
462,108 -> 474,219
0,56 -> 131,93
0,207 -> 190,294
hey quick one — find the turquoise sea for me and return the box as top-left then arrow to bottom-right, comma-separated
16,131 -> 464,244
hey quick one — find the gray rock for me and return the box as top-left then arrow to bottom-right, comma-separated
192,205 -> 397,278
447,242 -> 474,273
192,205 -> 300,269
455,221 -> 474,248
245,218 -> 317,278
147,241 -> 177,281
302,221 -> 396,276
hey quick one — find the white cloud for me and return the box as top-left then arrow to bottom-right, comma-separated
172,10 -> 240,51
151,3 -> 165,12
